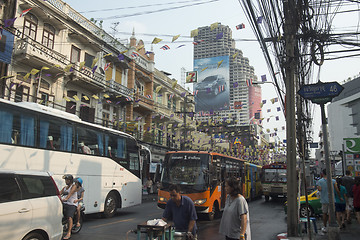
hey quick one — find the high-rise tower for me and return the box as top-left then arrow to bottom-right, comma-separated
193,24 -> 261,127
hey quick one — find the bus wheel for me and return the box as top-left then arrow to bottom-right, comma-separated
207,203 -> 216,221
265,195 -> 270,202
104,192 -> 118,218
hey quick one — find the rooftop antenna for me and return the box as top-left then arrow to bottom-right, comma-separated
110,22 -> 120,37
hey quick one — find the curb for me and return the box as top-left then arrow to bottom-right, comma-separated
277,233 -> 288,240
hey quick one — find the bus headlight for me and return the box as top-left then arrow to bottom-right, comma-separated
194,199 -> 207,205
159,197 -> 167,202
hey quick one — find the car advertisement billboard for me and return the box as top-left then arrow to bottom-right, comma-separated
194,55 -> 230,112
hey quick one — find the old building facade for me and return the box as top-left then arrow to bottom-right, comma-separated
0,0 -> 204,152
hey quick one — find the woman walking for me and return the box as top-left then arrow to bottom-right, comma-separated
334,177 -> 347,229
219,177 -> 251,240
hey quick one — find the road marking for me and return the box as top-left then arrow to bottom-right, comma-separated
89,218 -> 136,229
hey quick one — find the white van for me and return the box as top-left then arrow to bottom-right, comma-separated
0,170 -> 63,240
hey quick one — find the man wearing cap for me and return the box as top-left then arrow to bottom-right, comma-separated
60,174 -> 78,240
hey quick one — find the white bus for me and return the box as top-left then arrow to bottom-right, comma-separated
0,98 -> 146,217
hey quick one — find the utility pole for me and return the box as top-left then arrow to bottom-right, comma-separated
183,95 -> 187,150
175,94 -> 194,150
320,103 -> 340,240
210,114 -> 214,149
283,0 -> 299,236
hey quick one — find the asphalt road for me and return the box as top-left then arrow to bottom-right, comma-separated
69,196 -> 287,240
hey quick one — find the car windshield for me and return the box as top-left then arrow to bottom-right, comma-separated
264,169 -> 287,182
161,153 -> 209,191
202,76 -> 217,82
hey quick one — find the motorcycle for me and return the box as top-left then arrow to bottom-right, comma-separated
62,203 -> 85,234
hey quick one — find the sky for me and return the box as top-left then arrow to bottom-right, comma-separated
63,0 -> 360,156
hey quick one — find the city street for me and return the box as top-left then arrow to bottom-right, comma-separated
70,196 -> 287,240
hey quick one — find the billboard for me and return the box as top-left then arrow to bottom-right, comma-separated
186,71 -> 198,83
194,55 -> 230,112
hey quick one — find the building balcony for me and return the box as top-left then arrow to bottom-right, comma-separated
65,64 -> 106,92
134,93 -> 155,112
13,38 -> 107,92
13,38 -> 67,72
105,80 -> 133,98
155,103 -> 172,119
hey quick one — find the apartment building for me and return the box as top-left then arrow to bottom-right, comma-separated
0,0 -> 206,151
328,76 -> 360,152
192,23 -> 262,147
1,0 -> 133,126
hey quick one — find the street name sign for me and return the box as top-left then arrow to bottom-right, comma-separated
297,81 -> 344,104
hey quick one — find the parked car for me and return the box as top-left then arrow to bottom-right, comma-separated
195,75 -> 227,96
284,190 -> 321,218
0,170 -> 63,240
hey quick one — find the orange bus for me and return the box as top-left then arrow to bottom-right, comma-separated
157,151 -> 261,220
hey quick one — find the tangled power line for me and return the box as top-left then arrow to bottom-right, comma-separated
238,0 -> 360,157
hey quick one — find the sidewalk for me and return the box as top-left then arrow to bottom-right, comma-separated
277,219 -> 360,240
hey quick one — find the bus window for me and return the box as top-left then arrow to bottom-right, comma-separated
106,134 -> 128,167
0,109 -> 13,144
6,110 -> 36,147
129,153 -> 139,170
39,116 -> 71,152
104,135 -> 109,157
117,138 -> 126,158
19,114 -> 36,147
39,120 -> 50,149
161,153 -> 209,191
77,126 -> 102,155
60,125 -> 73,152
127,138 -> 139,171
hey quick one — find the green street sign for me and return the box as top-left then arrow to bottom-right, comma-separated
344,138 -> 360,154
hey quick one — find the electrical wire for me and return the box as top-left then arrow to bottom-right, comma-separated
79,0 -> 210,13
95,0 -> 220,21
235,0 -> 360,156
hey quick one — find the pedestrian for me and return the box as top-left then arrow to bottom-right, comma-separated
342,170 -> 355,224
161,184 -> 198,240
316,169 -> 340,233
219,177 -> 251,240
334,177 -> 347,229
352,176 -> 360,224
146,177 -> 153,195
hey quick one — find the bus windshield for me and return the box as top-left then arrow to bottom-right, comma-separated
264,169 -> 287,183
161,153 -> 209,190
